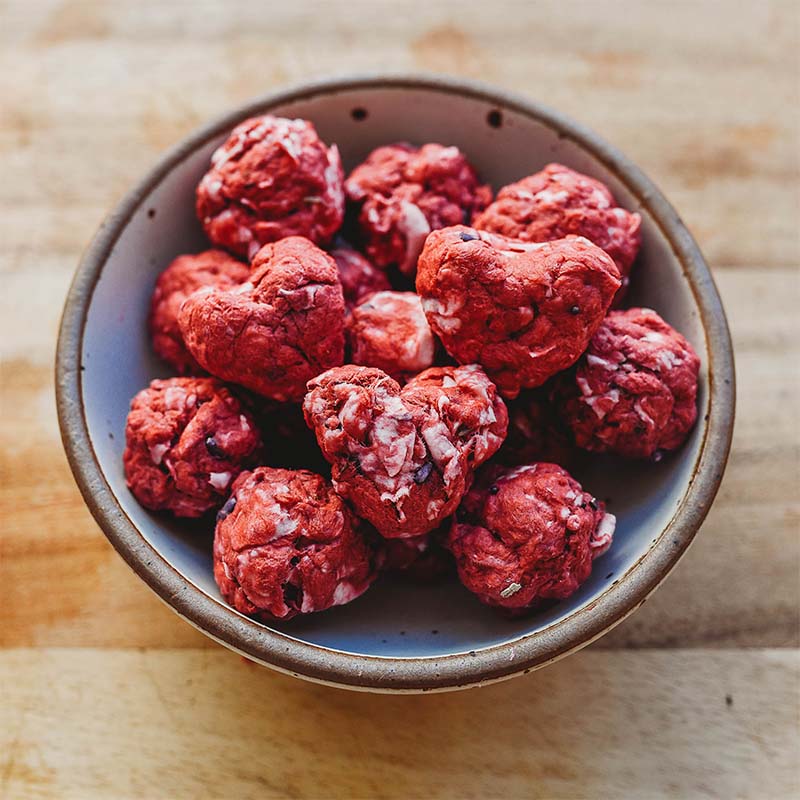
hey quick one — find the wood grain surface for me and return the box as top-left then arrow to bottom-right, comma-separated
1,0 -> 798,797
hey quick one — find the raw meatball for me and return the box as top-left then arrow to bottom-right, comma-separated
196,116 -> 344,258
148,249 -> 249,374
303,364 -> 506,538
346,291 -> 435,380
449,463 -> 615,613
498,385 -> 576,468
179,236 -> 345,402
330,244 -> 391,309
345,143 -> 492,275
474,163 -> 641,298
558,308 -> 700,458
123,377 -> 261,517
416,226 -> 621,398
213,467 -> 376,620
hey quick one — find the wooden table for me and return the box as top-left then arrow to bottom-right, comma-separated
2,1 -> 798,797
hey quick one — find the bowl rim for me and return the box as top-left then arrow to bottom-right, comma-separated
56,72 -> 735,693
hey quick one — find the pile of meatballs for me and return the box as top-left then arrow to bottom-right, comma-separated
124,115 -> 700,621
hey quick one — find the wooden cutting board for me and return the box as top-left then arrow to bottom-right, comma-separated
1,1 -> 798,797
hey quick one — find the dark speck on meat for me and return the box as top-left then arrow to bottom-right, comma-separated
414,462 -> 434,484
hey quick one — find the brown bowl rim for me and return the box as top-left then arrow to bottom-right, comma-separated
56,73 -> 735,693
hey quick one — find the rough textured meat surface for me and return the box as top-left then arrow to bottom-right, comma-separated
330,244 -> 391,309
303,364 -> 507,538
148,249 -> 249,374
196,116 -> 344,258
213,467 -> 376,620
123,378 -> 261,517
347,291 -> 435,380
416,225 -> 621,397
498,385 -> 576,468
474,163 -> 641,299
345,143 -> 492,275
178,237 -> 345,402
557,308 -> 701,458
449,463 -> 615,613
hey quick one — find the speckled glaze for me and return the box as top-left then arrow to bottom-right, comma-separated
56,75 -> 735,693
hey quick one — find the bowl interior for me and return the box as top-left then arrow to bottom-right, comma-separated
80,84 -> 708,658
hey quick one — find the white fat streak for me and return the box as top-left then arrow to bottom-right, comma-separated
278,284 -> 322,309
163,385 -> 189,411
421,296 -> 463,333
322,144 -> 345,215
149,442 -> 170,466
534,188 -> 570,204
658,350 -> 682,370
503,464 -> 538,481
586,354 -> 616,370
634,398 -> 655,427
332,581 -> 361,606
500,582 -> 522,598
209,471 -> 231,490
591,512 -> 616,556
583,389 -> 620,420
397,201 -> 431,275
425,499 -> 443,520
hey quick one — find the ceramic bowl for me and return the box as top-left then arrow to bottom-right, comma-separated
57,75 -> 734,692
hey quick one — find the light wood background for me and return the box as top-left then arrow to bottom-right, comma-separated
1,1 -> 798,797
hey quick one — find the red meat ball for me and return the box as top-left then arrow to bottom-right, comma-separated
148,249 -> 249,375
178,236 -> 345,402
303,364 -> 507,538
123,377 -> 261,517
196,116 -> 344,259
557,308 -> 701,459
449,463 -> 615,613
213,467 -> 376,620
330,244 -> 391,310
416,225 -> 621,398
474,163 -> 641,299
345,143 -> 492,275
346,291 -> 435,381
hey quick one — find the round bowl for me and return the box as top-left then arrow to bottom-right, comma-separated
57,74 -> 735,693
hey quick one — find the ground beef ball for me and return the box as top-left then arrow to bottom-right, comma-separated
416,225 -> 621,398
557,308 -> 701,459
196,116 -> 344,258
178,236 -> 345,402
303,364 -> 506,538
123,377 -> 261,517
148,249 -> 249,374
474,163 -> 641,300
213,467 -> 376,620
345,143 -> 492,275
449,463 -> 615,613
346,291 -> 435,380
330,244 -> 392,310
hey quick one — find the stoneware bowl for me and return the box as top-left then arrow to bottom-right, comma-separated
57,75 -> 735,693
